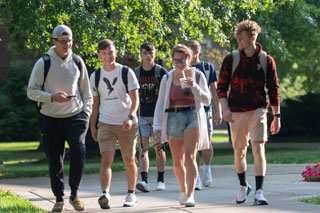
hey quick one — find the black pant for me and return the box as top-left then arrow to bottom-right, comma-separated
40,111 -> 89,198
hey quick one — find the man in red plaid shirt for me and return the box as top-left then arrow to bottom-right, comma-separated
218,20 -> 281,205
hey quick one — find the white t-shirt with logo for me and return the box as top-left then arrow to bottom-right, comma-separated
89,63 -> 139,125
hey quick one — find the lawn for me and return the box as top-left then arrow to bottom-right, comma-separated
0,130 -> 319,179
0,189 -> 47,212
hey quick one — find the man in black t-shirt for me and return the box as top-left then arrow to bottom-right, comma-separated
135,43 -> 168,192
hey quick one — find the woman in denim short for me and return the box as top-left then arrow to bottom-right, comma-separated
153,44 -> 211,207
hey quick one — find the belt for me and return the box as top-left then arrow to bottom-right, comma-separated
165,106 -> 195,112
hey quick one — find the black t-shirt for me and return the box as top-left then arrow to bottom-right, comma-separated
138,65 -> 167,117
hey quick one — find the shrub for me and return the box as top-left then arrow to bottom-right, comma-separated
0,59 -> 40,142
273,93 -> 320,138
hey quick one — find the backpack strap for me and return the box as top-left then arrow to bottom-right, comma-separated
94,67 -> 101,96
204,62 -> 210,71
37,54 -> 51,111
195,70 -> 201,84
122,66 -> 129,93
259,51 -> 268,82
134,66 -> 141,81
203,62 -> 212,86
72,53 -> 82,72
42,54 -> 51,91
232,50 -> 240,77
154,64 -> 162,83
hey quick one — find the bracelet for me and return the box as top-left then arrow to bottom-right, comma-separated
273,113 -> 281,118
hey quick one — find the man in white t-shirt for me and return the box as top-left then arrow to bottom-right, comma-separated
89,39 -> 140,209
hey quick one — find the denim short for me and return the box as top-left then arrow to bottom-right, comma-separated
167,110 -> 199,138
138,116 -> 154,137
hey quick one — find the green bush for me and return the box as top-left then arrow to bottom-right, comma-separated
275,93 -> 320,137
0,59 -> 40,142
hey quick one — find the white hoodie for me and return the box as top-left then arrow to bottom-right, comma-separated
27,46 -> 93,118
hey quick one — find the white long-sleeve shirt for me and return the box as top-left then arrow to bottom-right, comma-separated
27,46 -> 93,118
153,68 -> 211,150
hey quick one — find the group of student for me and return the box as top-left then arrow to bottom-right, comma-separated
27,19 -> 281,212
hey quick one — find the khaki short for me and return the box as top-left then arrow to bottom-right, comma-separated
97,122 -> 138,157
230,108 -> 268,148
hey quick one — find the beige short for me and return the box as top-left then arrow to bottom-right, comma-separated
97,122 -> 138,157
230,108 -> 268,148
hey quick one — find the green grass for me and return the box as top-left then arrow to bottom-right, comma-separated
1,139 -> 320,179
0,189 -> 47,212
1,130 -> 319,179
300,196 -> 320,205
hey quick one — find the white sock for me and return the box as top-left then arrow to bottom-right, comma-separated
203,164 -> 211,171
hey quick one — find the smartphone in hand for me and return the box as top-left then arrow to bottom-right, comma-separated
66,95 -> 76,98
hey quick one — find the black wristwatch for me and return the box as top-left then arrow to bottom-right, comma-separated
128,114 -> 134,120
273,113 -> 281,118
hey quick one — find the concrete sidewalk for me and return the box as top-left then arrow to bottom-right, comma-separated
1,164 -> 319,212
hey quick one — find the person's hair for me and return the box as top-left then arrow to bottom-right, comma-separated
140,42 -> 155,52
185,40 -> 201,53
235,20 -> 261,38
171,44 -> 192,59
98,39 -> 115,52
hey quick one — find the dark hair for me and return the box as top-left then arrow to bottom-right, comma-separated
98,39 -> 115,52
171,44 -> 192,59
140,42 -> 155,52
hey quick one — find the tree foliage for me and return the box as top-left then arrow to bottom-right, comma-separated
1,0 -> 274,66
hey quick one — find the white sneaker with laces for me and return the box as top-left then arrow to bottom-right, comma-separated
156,181 -> 165,191
136,181 -> 150,192
254,189 -> 269,205
195,174 -> 202,190
202,166 -> 212,187
236,183 -> 252,204
179,192 -> 187,205
185,196 -> 195,207
123,193 -> 137,207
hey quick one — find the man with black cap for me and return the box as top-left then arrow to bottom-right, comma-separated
27,25 -> 93,212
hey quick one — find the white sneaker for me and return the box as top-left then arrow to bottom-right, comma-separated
254,189 -> 269,205
202,167 -> 212,187
136,181 -> 150,192
236,184 -> 252,204
179,192 -> 187,205
98,193 -> 110,209
123,193 -> 137,207
195,174 -> 202,190
185,196 -> 195,207
156,181 -> 166,191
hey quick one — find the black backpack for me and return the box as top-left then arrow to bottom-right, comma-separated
93,66 -> 130,96
37,53 -> 82,111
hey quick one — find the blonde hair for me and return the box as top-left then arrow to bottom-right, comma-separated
171,44 -> 192,59
235,20 -> 261,38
